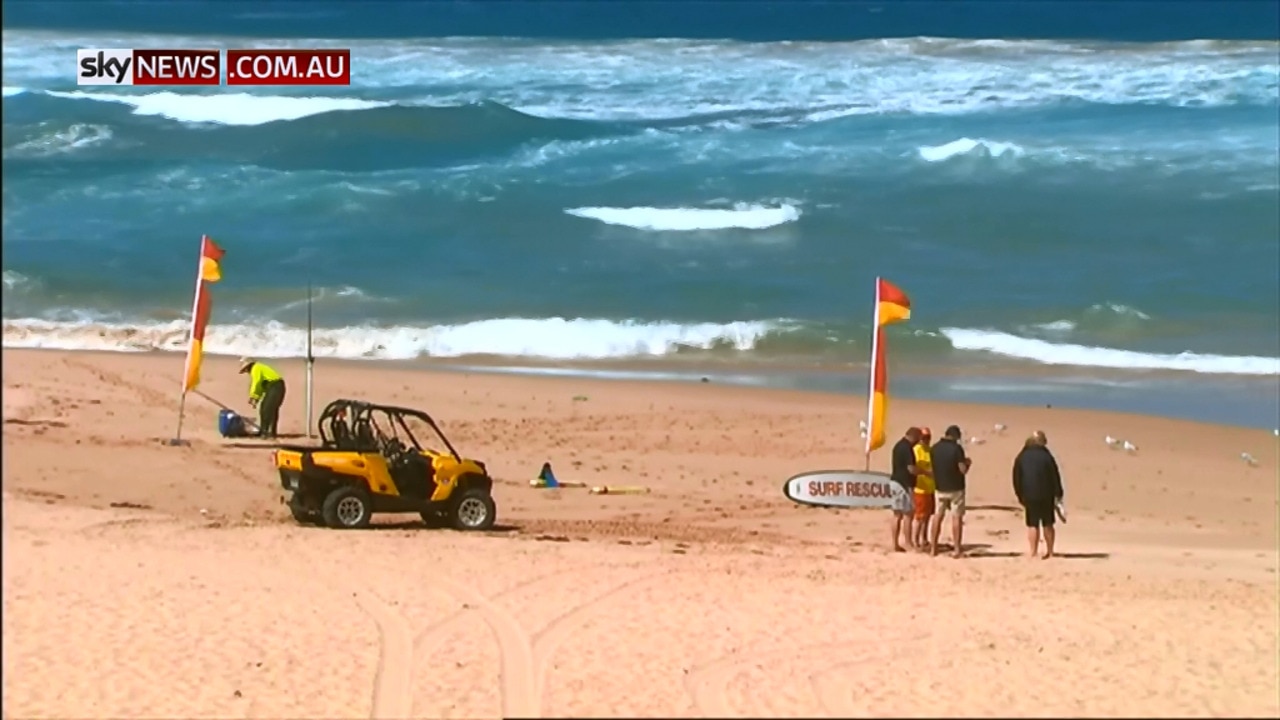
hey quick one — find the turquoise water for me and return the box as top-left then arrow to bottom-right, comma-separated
2,1 -> 1278,425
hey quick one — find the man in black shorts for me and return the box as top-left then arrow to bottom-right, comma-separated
889,426 -> 923,552
928,425 -> 972,558
1012,430 -> 1065,559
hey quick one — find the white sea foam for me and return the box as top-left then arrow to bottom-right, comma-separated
2,317 -> 780,360
1027,304 -> 1154,334
4,32 -> 1275,123
8,123 -> 114,157
1087,303 -> 1151,320
1,86 -> 25,97
917,138 -> 1028,162
940,327 -> 1280,376
565,203 -> 801,231
1,270 -> 38,292
42,90 -> 391,125
1032,320 -> 1078,333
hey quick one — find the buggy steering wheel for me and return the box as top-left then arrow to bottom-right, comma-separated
383,437 -> 406,458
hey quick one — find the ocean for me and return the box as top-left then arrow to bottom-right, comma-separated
3,1 -> 1279,427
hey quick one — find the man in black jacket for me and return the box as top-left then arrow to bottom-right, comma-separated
1012,430 -> 1065,559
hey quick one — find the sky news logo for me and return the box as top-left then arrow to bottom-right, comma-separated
76,49 -> 351,86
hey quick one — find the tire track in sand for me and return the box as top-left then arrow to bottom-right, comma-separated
685,633 -> 930,718
402,565 -> 607,718
423,569 -> 670,718
805,633 -> 930,717
527,572 -> 667,713
429,576 -> 538,718
350,588 -> 418,720
64,358 -> 172,409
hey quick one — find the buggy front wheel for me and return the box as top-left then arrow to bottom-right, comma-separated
449,489 -> 496,531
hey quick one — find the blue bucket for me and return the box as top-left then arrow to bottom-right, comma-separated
218,409 -> 247,438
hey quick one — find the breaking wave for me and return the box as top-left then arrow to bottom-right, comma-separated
940,327 -> 1279,376
1,317 -> 780,361
4,315 -> 1275,376
917,138 -> 1028,163
564,204 -> 802,231
1,93 -> 623,171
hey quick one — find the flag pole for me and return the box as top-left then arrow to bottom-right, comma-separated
863,277 -> 881,472
305,279 -> 315,438
171,236 -> 207,446
173,393 -> 189,445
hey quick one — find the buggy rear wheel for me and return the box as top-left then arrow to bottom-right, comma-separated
288,493 -> 322,525
322,486 -> 372,529
449,489 -> 496,531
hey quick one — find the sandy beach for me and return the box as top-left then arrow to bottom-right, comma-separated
3,348 -> 1277,718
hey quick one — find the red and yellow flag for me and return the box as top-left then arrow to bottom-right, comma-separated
181,235 -> 225,393
865,277 -> 911,454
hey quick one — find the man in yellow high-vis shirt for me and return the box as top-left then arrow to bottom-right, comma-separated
912,427 -> 936,549
239,357 -> 286,438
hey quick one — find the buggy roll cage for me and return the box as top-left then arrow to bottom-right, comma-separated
316,399 -> 463,461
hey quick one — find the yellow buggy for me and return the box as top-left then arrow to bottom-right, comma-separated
273,399 -> 496,530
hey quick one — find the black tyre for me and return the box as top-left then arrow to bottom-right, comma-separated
321,486 -> 372,529
287,494 -> 322,525
449,489 -> 496,531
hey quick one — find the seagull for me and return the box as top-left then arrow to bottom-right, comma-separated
1122,440 -> 1138,453
858,419 -> 868,430
859,430 -> 868,439
994,423 -> 1007,433
1241,452 -> 1258,466
1105,435 -> 1120,448
969,436 -> 986,445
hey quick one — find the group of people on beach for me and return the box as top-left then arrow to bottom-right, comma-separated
889,424 -> 1065,558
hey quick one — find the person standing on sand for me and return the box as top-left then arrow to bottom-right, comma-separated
912,427 -> 936,549
1013,430 -> 1065,559
928,424 -> 972,558
239,357 -> 286,439
889,426 -> 923,552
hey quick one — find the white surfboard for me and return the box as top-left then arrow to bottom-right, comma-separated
782,469 -> 902,509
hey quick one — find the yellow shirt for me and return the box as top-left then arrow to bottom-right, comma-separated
913,444 -> 935,494
248,362 -> 283,401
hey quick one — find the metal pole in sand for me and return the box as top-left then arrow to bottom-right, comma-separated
305,279 -> 315,438
169,392 -> 188,446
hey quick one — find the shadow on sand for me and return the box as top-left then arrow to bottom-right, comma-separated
219,434 -> 312,449
969,550 -> 1111,560
311,520 -> 524,535
968,504 -> 1022,513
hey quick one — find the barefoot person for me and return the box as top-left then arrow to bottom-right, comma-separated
889,426 -> 923,552
928,425 -> 972,558
1013,430 -> 1065,558
912,427 -> 936,549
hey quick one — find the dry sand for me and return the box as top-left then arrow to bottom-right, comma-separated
3,348 -> 1277,718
